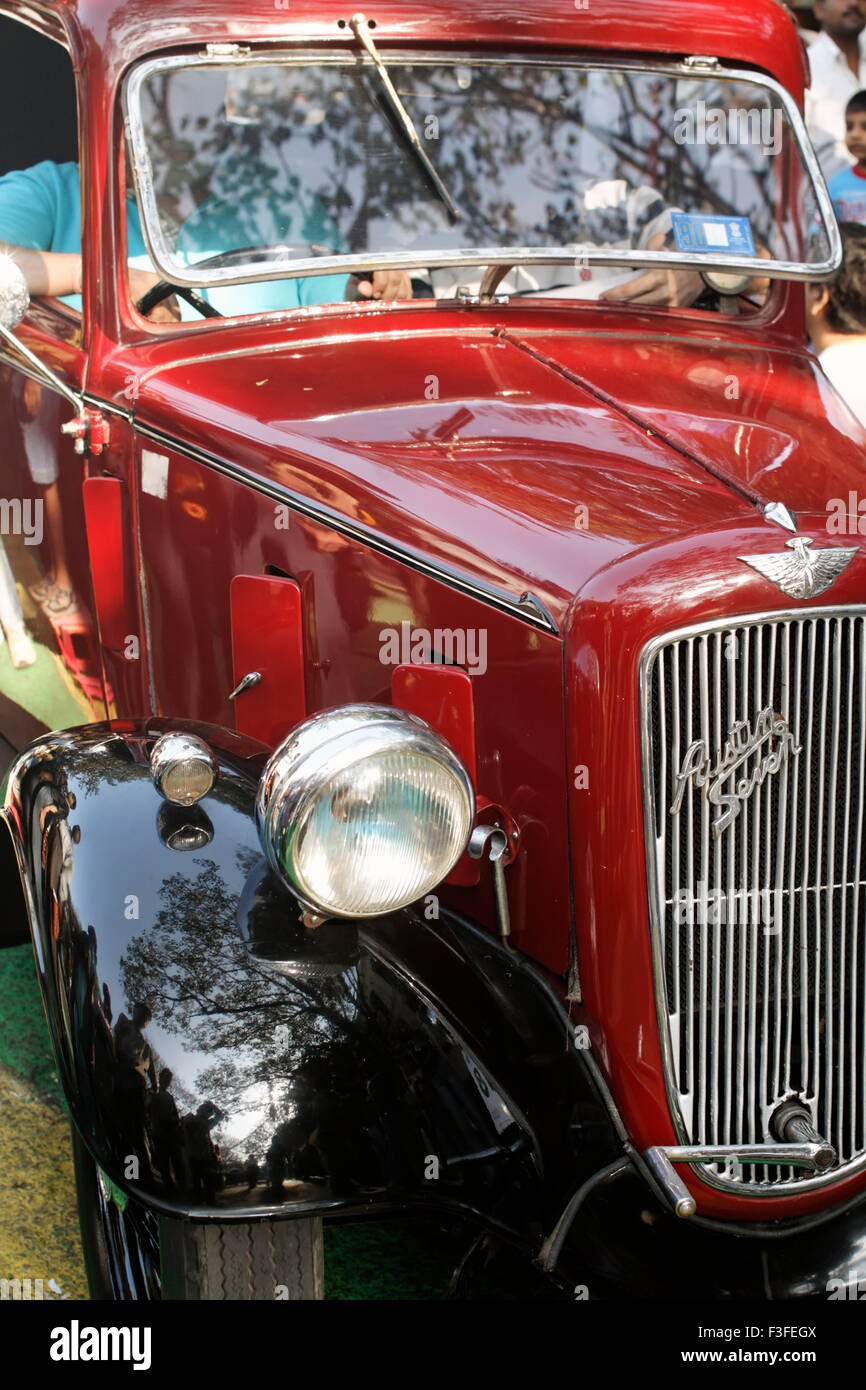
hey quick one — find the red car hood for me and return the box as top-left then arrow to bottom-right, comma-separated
134,315 -> 866,630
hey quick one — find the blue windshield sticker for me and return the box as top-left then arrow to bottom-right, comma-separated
671,212 -> 756,256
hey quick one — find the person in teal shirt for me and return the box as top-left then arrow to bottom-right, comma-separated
0,159 -> 408,318
0,160 -> 155,314
170,179 -> 351,317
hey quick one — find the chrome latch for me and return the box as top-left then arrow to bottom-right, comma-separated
60,409 -> 109,456
468,824 -> 511,944
229,671 -> 262,701
205,43 -> 251,58
683,54 -> 720,70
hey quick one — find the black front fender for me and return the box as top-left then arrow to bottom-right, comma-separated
1,719 -> 613,1245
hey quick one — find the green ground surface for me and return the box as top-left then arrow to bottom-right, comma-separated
0,946 -> 64,1095
0,944 -> 558,1300
0,635 -> 93,733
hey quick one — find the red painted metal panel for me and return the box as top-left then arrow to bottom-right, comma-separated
392,662 -> 477,783
135,451 -> 570,969
230,573 -> 305,747
392,661 -> 479,886
77,1 -> 808,111
123,323 -> 864,639
82,475 -> 132,652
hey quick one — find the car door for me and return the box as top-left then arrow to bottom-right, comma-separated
0,15 -> 115,762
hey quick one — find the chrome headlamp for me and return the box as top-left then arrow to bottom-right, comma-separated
150,732 -> 216,806
699,267 -> 754,296
256,705 -> 474,918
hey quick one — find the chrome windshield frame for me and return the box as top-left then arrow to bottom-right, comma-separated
122,49 -> 843,292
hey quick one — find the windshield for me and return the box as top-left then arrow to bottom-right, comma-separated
124,53 -> 839,313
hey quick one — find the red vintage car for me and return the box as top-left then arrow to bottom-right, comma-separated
0,0 -> 862,1301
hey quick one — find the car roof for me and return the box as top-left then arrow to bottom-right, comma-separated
9,0 -> 808,97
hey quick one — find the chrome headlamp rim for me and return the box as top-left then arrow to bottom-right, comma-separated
149,731 -> 217,806
700,267 -> 755,296
256,704 -> 475,919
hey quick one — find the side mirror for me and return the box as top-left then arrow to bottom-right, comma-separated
0,253 -> 29,331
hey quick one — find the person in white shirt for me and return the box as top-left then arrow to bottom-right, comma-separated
808,222 -> 866,430
805,0 -> 866,179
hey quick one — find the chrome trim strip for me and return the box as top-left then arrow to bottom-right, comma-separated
0,323 -> 81,411
639,606 -> 866,1195
82,392 -> 132,423
131,418 -> 560,635
0,352 -> 80,406
121,53 -> 841,291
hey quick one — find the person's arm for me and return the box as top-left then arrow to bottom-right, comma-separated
0,165 -> 92,305
2,244 -> 179,322
599,230 -> 704,307
0,245 -> 82,298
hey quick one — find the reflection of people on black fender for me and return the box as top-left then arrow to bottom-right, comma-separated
149,1067 -> 184,1189
113,1001 -> 156,1180
91,962 -> 115,1126
183,1101 -> 222,1205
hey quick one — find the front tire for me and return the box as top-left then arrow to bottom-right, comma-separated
72,1125 -> 324,1300
159,1211 -> 324,1300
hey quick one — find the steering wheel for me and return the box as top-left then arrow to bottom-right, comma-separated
135,244 -> 329,319
136,281 -> 223,319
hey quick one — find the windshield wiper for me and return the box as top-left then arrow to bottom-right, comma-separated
349,12 -> 460,225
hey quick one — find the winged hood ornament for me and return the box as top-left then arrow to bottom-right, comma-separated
739,537 -> 858,600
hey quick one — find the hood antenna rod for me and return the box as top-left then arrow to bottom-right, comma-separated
495,328 -> 802,536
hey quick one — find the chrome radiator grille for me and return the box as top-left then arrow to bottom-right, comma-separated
642,611 -> 866,1192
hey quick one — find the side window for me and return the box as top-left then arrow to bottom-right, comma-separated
0,17 -> 81,315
